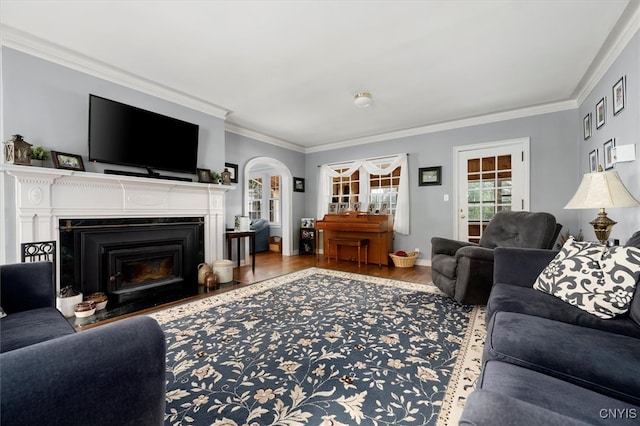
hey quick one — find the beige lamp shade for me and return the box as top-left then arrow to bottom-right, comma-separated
564,169 -> 639,244
564,169 -> 639,209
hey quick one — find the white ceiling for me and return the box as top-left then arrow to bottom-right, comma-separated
0,1 -> 637,152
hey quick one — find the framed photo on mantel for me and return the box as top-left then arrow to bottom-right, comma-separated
51,151 -> 85,171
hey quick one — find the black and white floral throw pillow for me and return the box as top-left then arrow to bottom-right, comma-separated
534,237 -> 640,319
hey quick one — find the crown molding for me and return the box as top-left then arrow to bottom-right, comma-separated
0,25 -> 230,120
304,99 -> 578,153
575,2 -> 640,106
224,123 -> 306,153
2,12 -> 632,155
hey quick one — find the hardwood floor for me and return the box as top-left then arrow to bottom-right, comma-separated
81,252 -> 432,329
234,251 -> 432,285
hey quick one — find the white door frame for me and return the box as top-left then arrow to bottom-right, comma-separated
452,137 -> 530,240
243,157 -> 293,256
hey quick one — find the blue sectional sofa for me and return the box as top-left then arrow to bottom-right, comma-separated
0,262 -> 167,426
460,234 -> 640,425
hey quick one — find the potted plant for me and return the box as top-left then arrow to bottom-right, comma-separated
30,146 -> 49,167
211,171 -> 222,184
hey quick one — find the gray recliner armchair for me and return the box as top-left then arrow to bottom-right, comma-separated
431,211 -> 561,305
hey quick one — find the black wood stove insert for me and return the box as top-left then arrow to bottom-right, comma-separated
60,217 -> 204,306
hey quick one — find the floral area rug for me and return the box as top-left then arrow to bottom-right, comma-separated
149,268 -> 485,425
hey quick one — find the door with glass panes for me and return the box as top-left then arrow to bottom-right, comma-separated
456,140 -> 529,242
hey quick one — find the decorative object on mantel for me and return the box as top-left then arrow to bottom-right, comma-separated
30,146 -> 49,167
3,134 -> 32,165
196,168 -> 214,183
564,166 -> 640,244
51,151 -> 85,171
221,167 -> 232,185
224,162 -> 238,183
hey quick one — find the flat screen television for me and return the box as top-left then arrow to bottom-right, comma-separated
88,94 -> 199,175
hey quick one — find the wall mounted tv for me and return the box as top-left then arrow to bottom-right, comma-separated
88,94 -> 199,176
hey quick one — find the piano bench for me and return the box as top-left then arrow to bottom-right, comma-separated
328,238 -> 369,266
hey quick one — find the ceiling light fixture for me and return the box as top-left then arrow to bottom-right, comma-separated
354,92 -> 373,108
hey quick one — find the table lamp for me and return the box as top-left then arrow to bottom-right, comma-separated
564,167 -> 640,244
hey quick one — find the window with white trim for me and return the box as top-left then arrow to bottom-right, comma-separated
248,174 -> 281,225
368,164 -> 400,216
318,153 -> 409,235
269,175 -> 281,224
248,177 -> 263,220
328,161 -> 400,217
331,168 -> 360,204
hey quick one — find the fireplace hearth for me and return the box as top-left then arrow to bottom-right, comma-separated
60,217 -> 204,306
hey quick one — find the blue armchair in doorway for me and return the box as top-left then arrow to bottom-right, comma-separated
251,218 -> 270,253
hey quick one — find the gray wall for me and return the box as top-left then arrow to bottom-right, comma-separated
577,32 -> 640,241
302,30 -> 640,255
1,47 -> 226,178
224,131 -> 306,247
305,110 -> 581,258
3,27 -> 638,263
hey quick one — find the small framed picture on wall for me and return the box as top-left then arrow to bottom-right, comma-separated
596,97 -> 606,129
583,113 -> 591,140
293,177 -> 305,192
612,76 -> 625,115
418,166 -> 442,186
589,149 -> 599,173
603,139 -> 615,170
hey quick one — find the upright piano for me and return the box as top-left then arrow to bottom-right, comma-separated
315,213 -> 394,265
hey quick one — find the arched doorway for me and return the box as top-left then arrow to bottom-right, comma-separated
243,157 -> 293,256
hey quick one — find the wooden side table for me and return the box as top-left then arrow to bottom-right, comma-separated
225,230 -> 256,273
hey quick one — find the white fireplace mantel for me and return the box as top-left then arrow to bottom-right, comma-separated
0,164 -> 234,267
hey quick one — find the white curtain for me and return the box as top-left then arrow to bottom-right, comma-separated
316,153 -> 410,235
